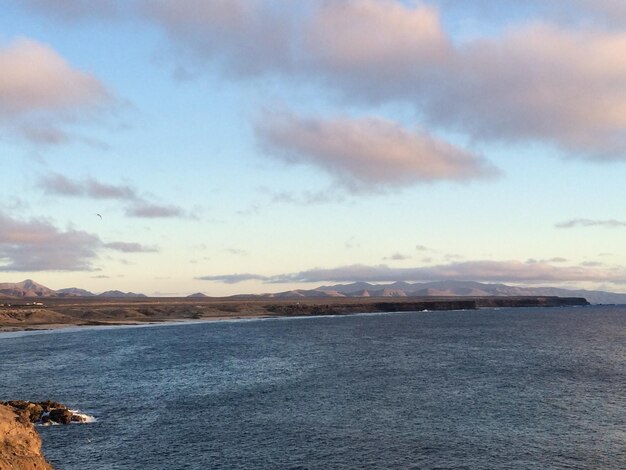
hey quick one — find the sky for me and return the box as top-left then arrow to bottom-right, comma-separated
2,0 -> 626,296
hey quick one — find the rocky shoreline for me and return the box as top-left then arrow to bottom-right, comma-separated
0,401 -> 90,469
1,401 -> 89,426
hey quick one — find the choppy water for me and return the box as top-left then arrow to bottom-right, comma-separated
1,306 -> 625,469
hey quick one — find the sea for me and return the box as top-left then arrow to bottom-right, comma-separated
1,305 -> 625,469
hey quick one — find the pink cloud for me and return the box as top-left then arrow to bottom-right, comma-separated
304,0 -> 450,100
125,202 -> 186,219
41,174 -> 138,200
0,212 -> 100,271
202,260 -> 626,285
0,211 -> 159,271
256,111 -> 498,190
103,242 -> 159,253
141,0 -> 293,76
141,0 -> 626,161
0,38 -> 113,145
0,38 -> 109,115
425,23 -> 626,158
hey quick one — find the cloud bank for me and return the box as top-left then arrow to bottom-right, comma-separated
200,260 -> 626,285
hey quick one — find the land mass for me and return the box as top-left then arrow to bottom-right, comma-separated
0,404 -> 53,470
0,295 -> 588,332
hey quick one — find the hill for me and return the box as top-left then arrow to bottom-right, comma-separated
98,290 -> 147,298
260,280 -> 626,304
0,280 -> 146,298
0,280 -> 57,298
56,288 -> 95,297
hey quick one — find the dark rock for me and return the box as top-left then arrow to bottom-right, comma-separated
48,408 -> 73,425
26,403 -> 44,422
0,401 -> 44,422
40,415 -> 52,425
38,401 -> 65,413
2,400 -> 90,425
70,414 -> 86,423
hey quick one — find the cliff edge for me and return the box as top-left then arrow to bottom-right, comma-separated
0,404 -> 53,469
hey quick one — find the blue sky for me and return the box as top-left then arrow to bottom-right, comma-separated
2,0 -> 626,296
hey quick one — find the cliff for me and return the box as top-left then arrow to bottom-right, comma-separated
0,404 -> 53,469
0,296 -> 590,332
262,296 -> 589,316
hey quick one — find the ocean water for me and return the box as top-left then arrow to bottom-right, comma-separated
1,306 -> 625,469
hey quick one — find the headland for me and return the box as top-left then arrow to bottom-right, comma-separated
0,295 -> 589,333
0,403 -> 54,469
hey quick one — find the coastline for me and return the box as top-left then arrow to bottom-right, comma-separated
0,295 -> 589,334
0,404 -> 53,469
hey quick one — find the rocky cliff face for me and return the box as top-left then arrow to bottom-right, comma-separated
0,404 -> 53,469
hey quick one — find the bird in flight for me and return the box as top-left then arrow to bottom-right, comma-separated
96,213 -> 102,220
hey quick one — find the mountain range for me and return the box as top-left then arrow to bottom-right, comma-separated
0,280 -> 145,299
1,279 -> 625,304
245,280 -> 626,305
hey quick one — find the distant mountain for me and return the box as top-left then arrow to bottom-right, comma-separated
57,288 -> 95,297
258,280 -> 626,305
0,279 -> 57,298
0,280 -> 148,298
187,292 -> 209,298
1,279 -> 625,304
98,290 -> 147,298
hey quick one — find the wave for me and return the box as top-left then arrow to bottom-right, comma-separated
69,409 -> 97,423
37,409 -> 97,426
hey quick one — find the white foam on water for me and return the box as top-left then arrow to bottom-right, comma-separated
37,409 -> 97,425
69,409 -> 97,423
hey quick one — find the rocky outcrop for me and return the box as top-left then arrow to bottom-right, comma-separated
1,401 -> 87,425
0,404 -> 54,469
